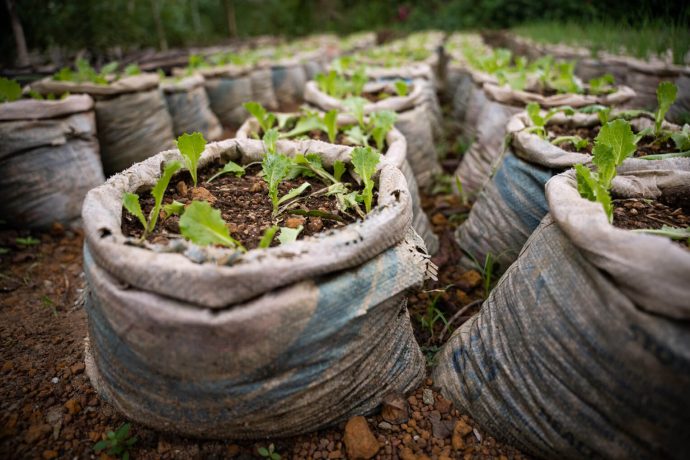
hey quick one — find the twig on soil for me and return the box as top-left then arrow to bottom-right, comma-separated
438,298 -> 484,342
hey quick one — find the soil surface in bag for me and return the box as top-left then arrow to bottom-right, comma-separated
121,163 -> 358,250
613,196 -> 690,250
548,124 -> 677,156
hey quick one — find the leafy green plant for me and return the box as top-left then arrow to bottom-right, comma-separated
632,225 -> 690,246
244,101 -> 276,133
207,161 -> 245,182
671,124 -> 690,151
162,200 -> 185,219
263,129 -> 279,154
261,150 -> 311,217
176,132 -> 206,187
179,201 -> 244,250
394,80 -> 409,97
277,226 -> 303,245
123,161 -> 182,238
525,102 -> 575,138
655,81 -> 677,136
15,236 -> 40,247
351,146 -> 380,213
575,119 -> 637,221
123,63 -> 141,76
0,77 -> 22,103
343,97 -> 367,129
419,291 -> 449,339
258,225 -> 279,248
323,109 -> 338,143
54,58 -> 113,85
552,135 -> 589,151
369,110 -> 397,151
93,423 -> 137,460
258,443 -> 281,460
588,74 -> 615,95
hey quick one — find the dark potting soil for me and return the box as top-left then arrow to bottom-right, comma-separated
256,127 -> 388,150
612,197 -> 690,249
121,163 -> 361,250
547,124 -> 676,156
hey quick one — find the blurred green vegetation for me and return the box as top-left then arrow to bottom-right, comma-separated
1,0 -> 688,66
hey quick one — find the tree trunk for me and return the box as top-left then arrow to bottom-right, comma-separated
4,0 -> 30,67
150,0 -> 168,51
224,0 -> 237,38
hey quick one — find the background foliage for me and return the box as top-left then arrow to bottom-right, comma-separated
1,0 -> 688,66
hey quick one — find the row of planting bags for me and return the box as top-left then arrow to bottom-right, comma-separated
436,34 -> 690,459
0,32 -> 374,228
75,32 -> 444,437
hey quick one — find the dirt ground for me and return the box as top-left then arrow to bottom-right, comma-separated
0,107 -> 529,460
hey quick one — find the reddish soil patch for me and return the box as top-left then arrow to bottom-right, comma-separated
121,163 -> 357,250
613,197 -> 690,249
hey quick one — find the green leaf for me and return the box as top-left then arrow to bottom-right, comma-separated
552,136 -> 589,151
277,182 -> 311,205
0,77 -> 22,103
176,132 -> 206,187
162,200 -> 185,218
343,97 -> 367,128
123,192 -> 147,232
263,128 -> 279,154
93,440 -> 108,452
369,110 -> 397,151
207,161 -> 245,182
333,160 -> 345,182
258,447 -> 270,457
575,164 -> 613,222
100,61 -> 119,75
124,63 -> 141,76
671,125 -> 690,151
526,102 -> 544,129
588,73 -> 615,95
287,209 -> 344,222
632,225 -> 690,242
323,109 -> 338,143
655,81 -> 677,134
244,101 -> 276,132
115,423 -> 131,438
277,225 -> 303,245
262,150 -> 293,216
179,201 -> 244,250
351,146 -> 380,213
258,225 -> 279,248
282,114 -> 324,138
394,80 -> 409,97
344,125 -> 369,146
595,119 -> 637,165
149,161 -> 183,235
591,143 -> 616,188
293,153 -> 337,184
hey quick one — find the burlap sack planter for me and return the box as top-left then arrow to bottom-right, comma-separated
81,138 -> 429,437
304,79 -> 443,189
0,95 -> 105,228
454,75 -> 635,194
271,59 -> 308,109
455,111 -> 685,271
434,165 -> 690,459
237,113 -> 439,254
30,74 -> 175,177
161,74 -> 222,140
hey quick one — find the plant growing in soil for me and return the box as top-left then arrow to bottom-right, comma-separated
258,443 -> 281,460
655,81 -> 677,136
575,119 -> 637,222
54,58 -> 118,85
244,101 -> 276,133
176,132 -> 206,187
633,225 -> 690,246
179,201 -> 245,251
588,74 -> 615,95
262,148 -> 311,217
525,102 -> 575,138
369,110 -> 397,151
0,77 -> 22,102
93,423 -> 137,460
394,80 -> 409,97
351,146 -> 380,213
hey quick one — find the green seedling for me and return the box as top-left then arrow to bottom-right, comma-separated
525,102 -> 575,138
179,201 -> 245,251
655,81 -> 677,136
263,128 -> 279,154
419,290 -> 449,340
369,110 -> 397,151
176,132 -> 206,187
123,63 -> 141,76
15,236 -> 40,247
161,200 -> 185,219
258,225 -> 279,248
123,160 -> 182,238
244,101 -> 276,133
258,443 -> 281,460
333,160 -> 345,181
394,80 -> 409,97
588,74 -> 615,95
261,148 -> 310,217
351,146 -> 380,213
632,225 -> 690,246
93,423 -> 137,460
207,161 -> 245,182
0,77 -> 22,103
323,109 -> 338,143
282,113 -> 325,138
41,295 -> 58,317
671,124 -> 690,151
551,135 -> 589,151
343,97 -> 367,129
277,225 -> 303,245
344,125 -> 369,146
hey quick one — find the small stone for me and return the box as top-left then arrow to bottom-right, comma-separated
191,186 -> 217,204
285,216 -> 306,229
399,447 -> 416,460
407,395 -> 418,406
452,419 -> 473,450
249,181 -> 264,192
328,451 -> 343,459
51,377 -> 59,384
456,270 -> 482,291
25,424 -> 51,443
70,362 -> 85,375
343,416 -> 379,459
378,421 -> 393,430
431,213 -> 447,226
307,217 -> 324,232
64,398 -> 81,415
422,389 -> 434,406
42,450 -> 58,459
176,181 -> 188,196
429,411 -> 454,439
381,392 -> 409,424
629,208 -> 639,215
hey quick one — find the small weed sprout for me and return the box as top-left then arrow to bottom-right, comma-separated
93,423 -> 137,460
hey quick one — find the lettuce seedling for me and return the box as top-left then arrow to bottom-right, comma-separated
207,161 -> 245,183
351,146 -> 380,213
122,192 -> 147,230
333,160 -> 345,181
293,154 -> 337,184
263,129 -> 279,154
369,110 -> 397,151
176,132 -> 206,187
350,68 -> 367,97
632,225 -> 690,246
344,126 -> 369,146
525,102 -> 575,138
323,110 -> 338,143
179,201 -> 245,251
124,64 -> 141,76
0,77 -> 22,103
343,97 -> 367,129
162,200 -> 185,219
282,113 -> 325,138
394,80 -> 409,97
588,74 -> 615,95
655,81 -> 677,136
552,136 -> 589,151
262,149 -> 295,216
277,226 -> 303,245
575,119 -> 637,222
671,124 -> 690,151
258,225 -> 279,248
244,101 -> 276,133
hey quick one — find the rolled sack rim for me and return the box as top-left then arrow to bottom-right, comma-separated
160,73 -> 206,93
29,73 -> 161,97
0,93 -> 94,121
481,82 -> 636,107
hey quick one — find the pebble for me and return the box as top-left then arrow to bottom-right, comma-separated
422,388 -> 434,406
64,398 -> 81,415
285,216 -> 306,229
381,392 -> 409,424
343,416 -> 379,459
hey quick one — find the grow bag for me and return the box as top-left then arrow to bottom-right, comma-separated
161,74 -> 222,140
454,112 -> 684,271
304,79 -> 443,189
434,165 -> 690,459
31,73 -> 175,176
236,113 -> 439,254
81,138 -> 430,438
271,58 -> 309,109
453,75 -> 635,194
0,95 -> 104,229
